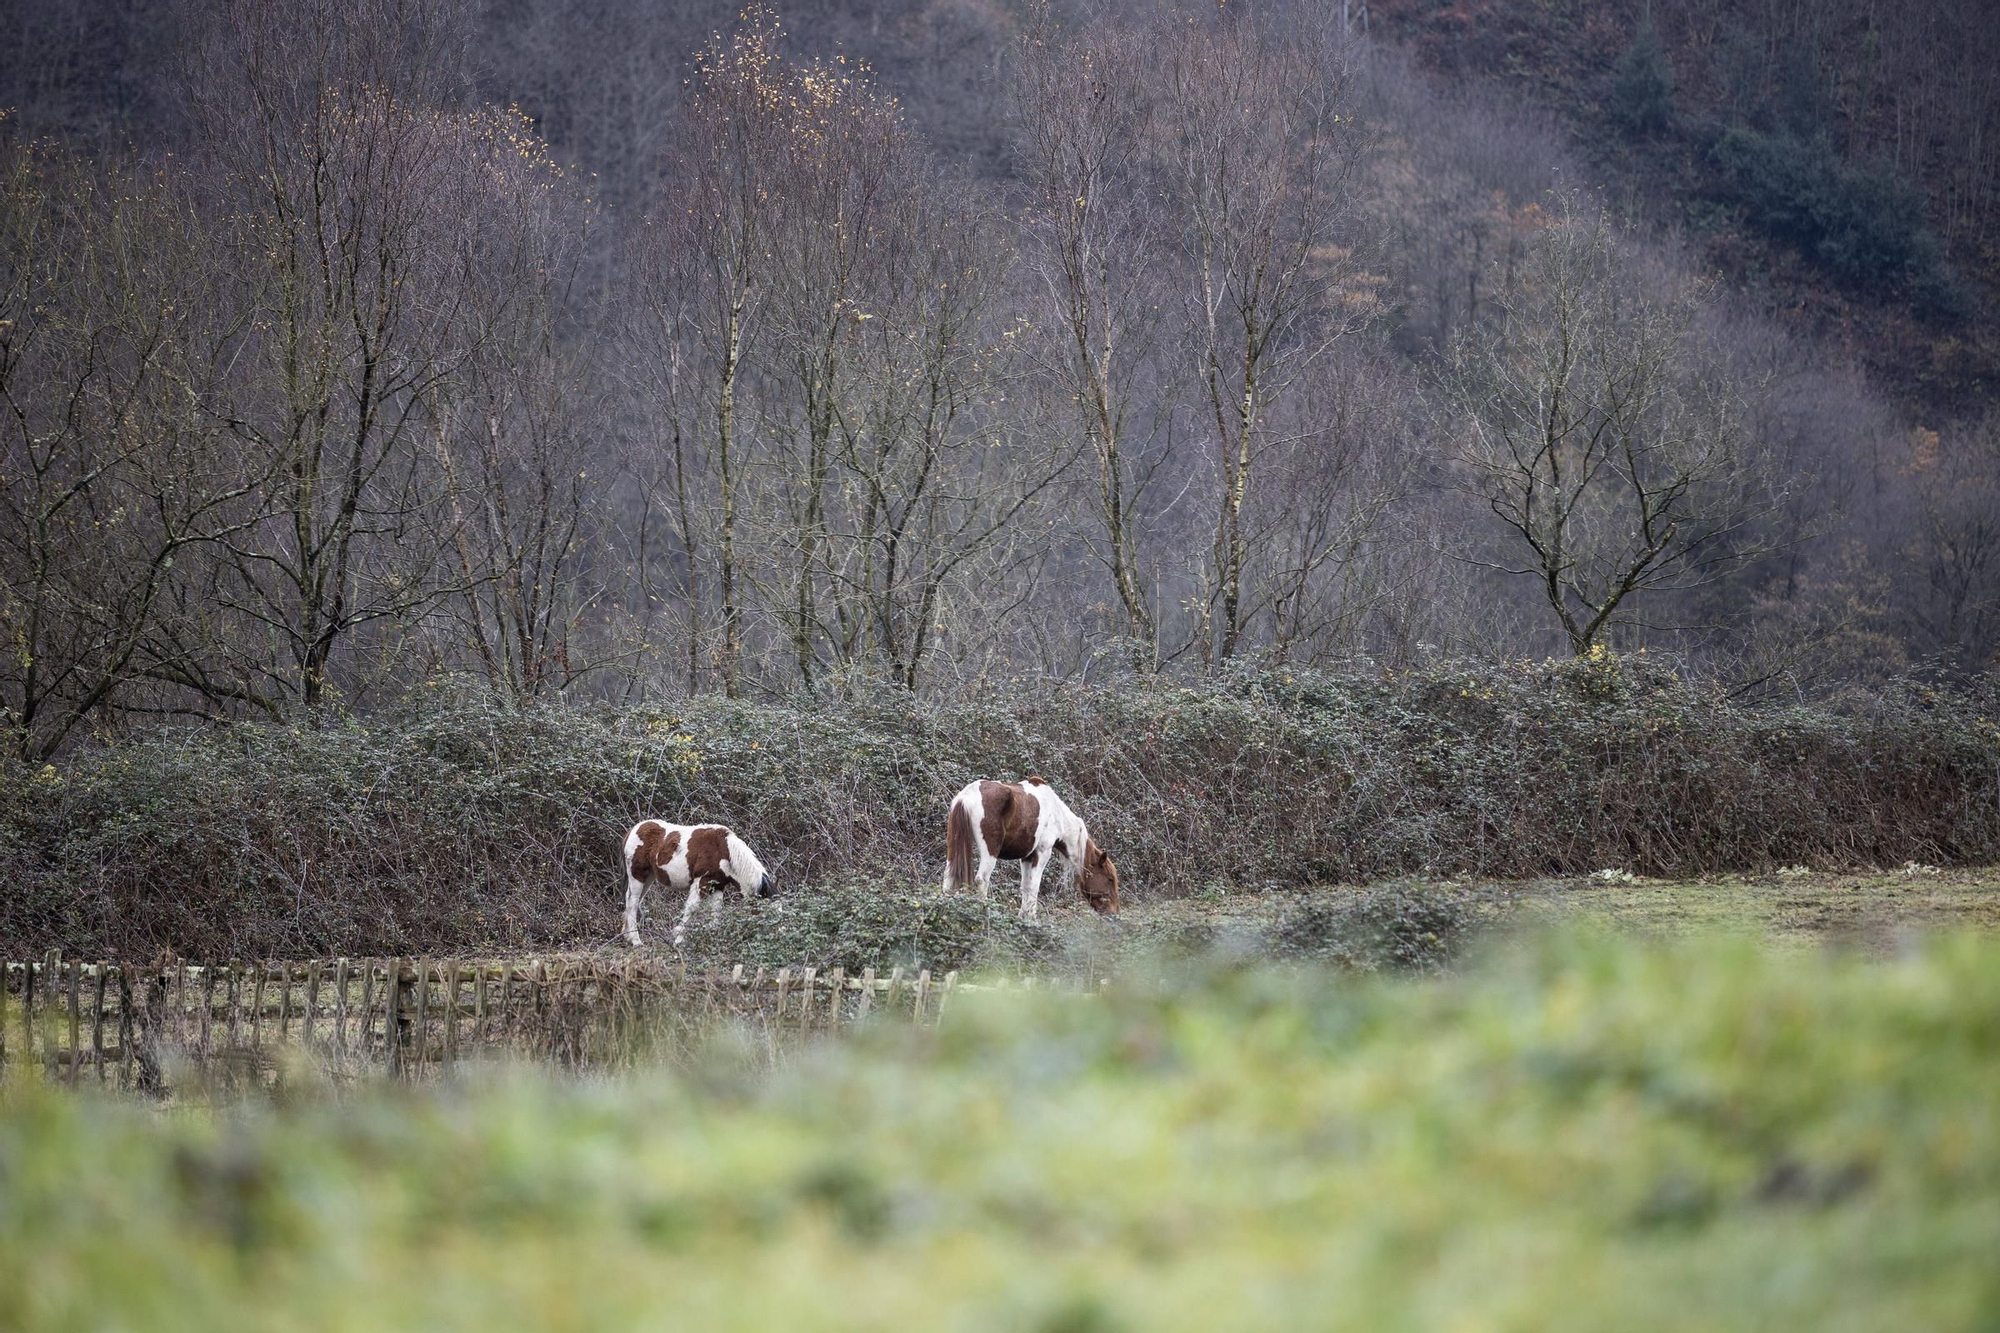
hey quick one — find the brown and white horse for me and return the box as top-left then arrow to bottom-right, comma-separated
942,777 -> 1120,919
622,820 -> 775,948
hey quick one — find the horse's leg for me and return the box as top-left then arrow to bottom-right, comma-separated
672,883 -> 702,949
975,852 -> 998,903
1019,853 -> 1046,921
624,871 -> 648,947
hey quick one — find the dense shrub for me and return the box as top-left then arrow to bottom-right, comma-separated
1267,881 -> 1484,972
1,655 -> 1995,957
671,878 -> 1065,975
1713,124 -> 1970,316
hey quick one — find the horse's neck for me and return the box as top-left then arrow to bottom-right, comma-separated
1053,804 -> 1086,855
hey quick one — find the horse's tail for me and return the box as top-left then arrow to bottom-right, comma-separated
945,797 -> 977,891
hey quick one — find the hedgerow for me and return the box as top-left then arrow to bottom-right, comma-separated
1,653 -> 1995,958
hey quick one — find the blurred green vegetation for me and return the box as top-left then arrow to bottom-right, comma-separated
3,929 -> 1997,1331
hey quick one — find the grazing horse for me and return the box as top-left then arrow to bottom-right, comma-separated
622,820 -> 775,948
942,777 -> 1120,919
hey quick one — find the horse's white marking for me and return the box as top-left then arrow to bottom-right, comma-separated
943,779 -> 1094,921
622,822 -> 772,948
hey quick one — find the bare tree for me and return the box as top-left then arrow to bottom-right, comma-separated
1897,417 -> 2000,669
183,0 -> 488,710
1154,13 -> 1373,663
823,175 -> 1071,687
428,109 -> 606,699
1014,12 -> 1175,660
1242,351 -> 1418,660
754,42 -> 908,688
1437,194 -> 1789,655
622,215 -> 705,695
0,144 -> 260,756
631,10 -> 801,697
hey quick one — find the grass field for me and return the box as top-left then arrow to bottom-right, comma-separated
4,870 -> 1999,1331
1522,865 -> 2000,944
1102,865 -> 2000,958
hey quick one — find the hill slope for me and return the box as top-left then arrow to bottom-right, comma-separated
1371,0 -> 2000,416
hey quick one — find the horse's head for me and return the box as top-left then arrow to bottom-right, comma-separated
1077,839 -> 1120,915
757,871 -> 776,899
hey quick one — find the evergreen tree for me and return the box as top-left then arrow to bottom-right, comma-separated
1611,20 -> 1676,136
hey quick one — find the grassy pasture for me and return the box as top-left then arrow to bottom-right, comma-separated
5,868 -> 1999,1330
768,863 -> 2000,976
5,921 -> 1999,1331
1530,865 -> 2000,943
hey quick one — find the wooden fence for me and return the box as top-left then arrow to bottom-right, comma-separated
0,954 -> 1060,1094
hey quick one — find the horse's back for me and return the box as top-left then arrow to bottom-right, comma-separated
626,820 -> 686,881
974,779 -> 1042,861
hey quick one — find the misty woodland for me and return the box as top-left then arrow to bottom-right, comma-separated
3,0 -> 1995,764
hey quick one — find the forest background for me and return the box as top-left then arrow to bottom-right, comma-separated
4,0 -> 1996,762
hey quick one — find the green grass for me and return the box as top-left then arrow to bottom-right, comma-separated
1521,865 -> 2000,945
4,925 -> 1999,1331
1096,864 -> 2000,957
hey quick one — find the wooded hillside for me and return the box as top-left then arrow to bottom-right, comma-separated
2,0 -> 1994,759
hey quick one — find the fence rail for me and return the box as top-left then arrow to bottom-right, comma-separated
0,954 -> 1075,1094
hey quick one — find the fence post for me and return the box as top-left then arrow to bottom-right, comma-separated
938,971 -> 959,1022
171,964 -> 186,1053
797,968 -> 816,1034
40,951 -> 58,1078
373,962 -> 389,1066
136,965 -> 169,1097
473,964 -> 487,1051
114,964 -> 138,1088
827,967 -> 844,1033
338,960 -> 354,1056
305,962 -> 322,1054
91,965 -> 108,1082
20,956 -> 36,1073
251,964 -> 267,1049
857,967 -> 875,1023
914,970 -> 932,1025
224,964 -> 240,1052
411,961 -> 429,1077
384,961 -> 405,1079
115,968 -> 135,1089
439,959 -> 457,1072
65,957 -> 80,1085
534,961 -> 552,1063
199,966 -> 215,1058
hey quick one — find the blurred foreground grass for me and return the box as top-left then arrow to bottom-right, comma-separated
4,927 -> 1998,1332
